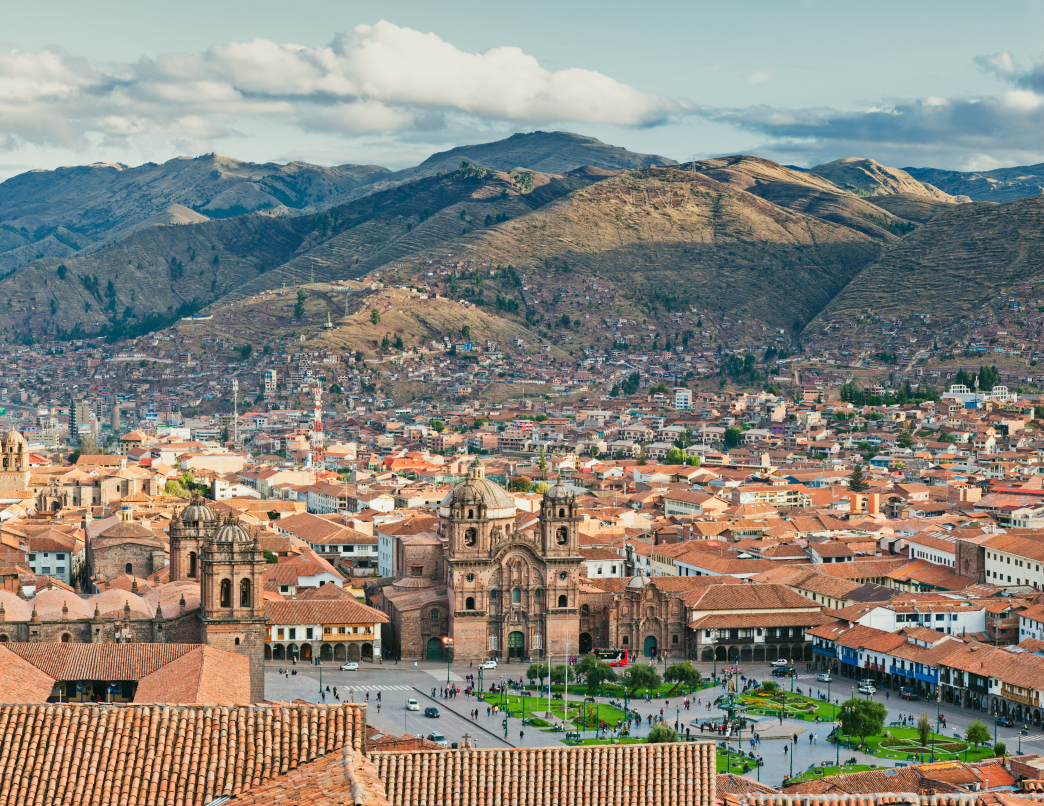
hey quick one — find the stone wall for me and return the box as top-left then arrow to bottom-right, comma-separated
91,542 -> 167,580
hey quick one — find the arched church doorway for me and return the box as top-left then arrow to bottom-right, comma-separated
644,635 -> 658,658
508,631 -> 525,658
426,637 -> 444,660
579,633 -> 593,654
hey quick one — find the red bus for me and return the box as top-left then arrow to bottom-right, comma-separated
596,649 -> 630,666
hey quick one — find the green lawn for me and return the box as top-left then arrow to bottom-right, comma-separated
563,737 -> 646,746
836,727 -> 994,763
717,749 -> 761,774
788,764 -> 886,783
497,693 -> 628,729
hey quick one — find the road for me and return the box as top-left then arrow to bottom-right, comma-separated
264,659 -> 1039,783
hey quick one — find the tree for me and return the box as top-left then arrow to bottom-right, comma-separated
623,663 -> 662,695
848,463 -> 868,493
220,425 -> 229,443
897,427 -> 914,449
510,476 -> 533,493
549,664 -> 575,684
994,742 -> 1007,758
429,419 -> 445,432
263,549 -> 279,564
647,724 -> 679,743
664,661 -> 702,691
965,720 -> 990,754
294,289 -> 306,318
840,697 -> 887,744
527,661 -> 551,685
917,711 -> 932,748
665,447 -> 685,465
240,344 -> 252,360
576,654 -> 617,693
370,308 -> 381,325
636,446 -> 647,466
461,325 -> 471,339
724,427 -> 742,449
532,481 -> 549,494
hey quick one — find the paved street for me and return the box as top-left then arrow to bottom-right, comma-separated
264,658 -> 1039,787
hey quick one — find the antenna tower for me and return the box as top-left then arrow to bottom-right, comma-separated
232,379 -> 239,445
310,379 -> 325,479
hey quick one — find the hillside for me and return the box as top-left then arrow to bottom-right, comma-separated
905,164 -> 1044,203
0,164 -> 606,341
379,163 -> 889,330
808,158 -> 969,203
0,132 -> 675,277
862,193 -> 959,224
812,195 -> 1044,325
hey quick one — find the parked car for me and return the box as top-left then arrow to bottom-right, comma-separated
427,732 -> 448,747
900,688 -> 919,701
772,667 -> 797,678
340,662 -> 359,672
480,660 -> 498,670
770,659 -> 790,667
816,673 -> 832,683
406,699 -> 420,711
858,685 -> 877,695
424,707 -> 440,718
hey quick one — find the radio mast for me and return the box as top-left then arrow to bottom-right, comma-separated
311,379 -> 325,479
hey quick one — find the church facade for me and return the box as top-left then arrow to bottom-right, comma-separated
382,460 -> 583,661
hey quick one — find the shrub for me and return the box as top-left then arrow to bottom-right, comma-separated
994,742 -> 1007,758
647,724 -> 678,743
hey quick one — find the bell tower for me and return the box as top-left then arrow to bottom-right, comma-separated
169,495 -> 218,582
200,513 -> 267,702
540,484 -> 579,556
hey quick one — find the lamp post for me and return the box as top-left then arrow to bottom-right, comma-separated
933,691 -> 941,762
827,676 -> 832,720
318,658 -> 323,701
712,635 -> 717,684
443,636 -> 453,688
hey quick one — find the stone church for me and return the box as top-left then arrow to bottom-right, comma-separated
0,494 -> 268,702
382,459 -> 583,661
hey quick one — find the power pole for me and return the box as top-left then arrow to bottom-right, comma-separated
232,379 -> 239,445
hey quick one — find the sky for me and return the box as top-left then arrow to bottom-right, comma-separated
3,0 -> 1044,180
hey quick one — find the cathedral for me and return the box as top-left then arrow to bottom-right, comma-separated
381,459 -> 583,661
0,494 -> 268,702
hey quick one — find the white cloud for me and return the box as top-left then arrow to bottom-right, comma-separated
0,21 -> 687,155
747,71 -> 772,85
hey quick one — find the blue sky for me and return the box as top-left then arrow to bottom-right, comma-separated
2,0 -> 1044,179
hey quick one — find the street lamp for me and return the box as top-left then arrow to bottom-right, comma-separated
827,675 -> 832,720
932,691 -> 941,762
318,658 -> 323,700
442,636 -> 453,687
712,635 -> 717,684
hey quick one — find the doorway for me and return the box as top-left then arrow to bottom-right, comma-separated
508,631 -> 525,659
644,635 -> 658,658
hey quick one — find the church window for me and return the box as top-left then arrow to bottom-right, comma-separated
464,527 -> 477,547
512,587 -> 521,604
559,508 -> 565,518
534,588 -> 543,599
581,604 -> 590,616
556,526 -> 568,545
410,565 -> 424,577
558,594 -> 568,608
188,552 -> 197,578
468,509 -> 474,519
672,634 -> 679,644
622,635 -> 629,645
220,579 -> 232,608
125,563 -> 133,575
235,637 -> 240,646
466,597 -> 475,610
240,578 -> 252,608
430,610 -> 440,625
61,633 -> 71,643
489,589 -> 498,600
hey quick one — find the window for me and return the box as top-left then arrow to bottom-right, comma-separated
468,509 -> 474,519
61,633 -> 71,643
235,637 -> 240,646
410,565 -> 424,577
188,552 -> 197,578
672,635 -> 679,644
430,610 -> 440,625
220,579 -> 232,608
464,527 -> 477,547
558,508 -> 565,518
56,554 -> 65,561
558,594 -> 568,608
489,589 -> 498,600
277,628 -> 285,639
556,526 -> 568,545
240,578 -> 252,608
125,563 -> 133,575
512,587 -> 521,604
622,635 -> 629,645
339,627 -> 346,634
611,565 -> 617,574
306,628 -> 313,639
56,567 -> 65,576
581,604 -> 590,616
466,596 -> 475,610
289,628 -> 296,640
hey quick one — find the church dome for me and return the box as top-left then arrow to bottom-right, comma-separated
179,496 -> 218,527
1,428 -> 26,449
544,482 -> 576,502
215,517 -> 252,543
626,574 -> 650,591
439,458 -> 516,519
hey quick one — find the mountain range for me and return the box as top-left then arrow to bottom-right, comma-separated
4,131 -> 1044,344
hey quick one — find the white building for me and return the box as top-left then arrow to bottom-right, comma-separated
982,534 -> 1044,590
674,388 -> 693,410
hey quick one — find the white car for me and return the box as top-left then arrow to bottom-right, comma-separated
817,673 -> 832,683
770,659 -> 790,667
427,732 -> 449,747
858,685 -> 876,695
479,660 -> 498,670
340,662 -> 359,671
406,698 -> 420,711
